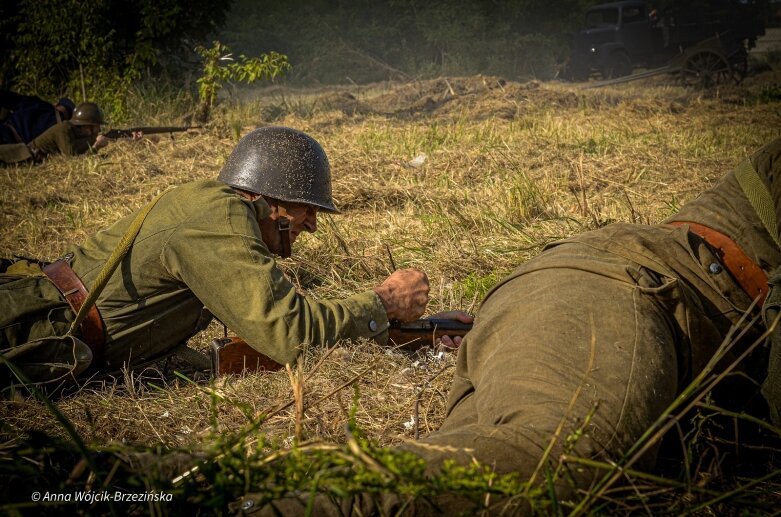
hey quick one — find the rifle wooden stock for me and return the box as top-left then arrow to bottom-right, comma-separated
210,337 -> 283,376
210,319 -> 472,376
103,126 -> 200,139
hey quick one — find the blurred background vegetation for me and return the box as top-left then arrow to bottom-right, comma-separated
220,0 -> 591,84
0,0 -> 229,120
0,0 -> 630,121
2,0 -> 778,121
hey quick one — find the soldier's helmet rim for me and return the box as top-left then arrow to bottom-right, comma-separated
218,126 -> 339,214
70,102 -> 105,126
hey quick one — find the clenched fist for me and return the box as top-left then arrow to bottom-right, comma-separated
372,268 -> 429,322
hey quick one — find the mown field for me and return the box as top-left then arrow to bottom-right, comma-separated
1,70 -> 781,514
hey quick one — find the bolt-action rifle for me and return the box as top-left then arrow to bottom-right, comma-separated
210,318 -> 472,376
102,126 -> 200,139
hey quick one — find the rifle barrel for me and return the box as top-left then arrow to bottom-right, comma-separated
103,126 -> 200,139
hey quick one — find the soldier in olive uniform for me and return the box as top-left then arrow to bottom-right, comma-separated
1,127 -> 429,385
241,138 -> 781,515
0,102 -> 112,164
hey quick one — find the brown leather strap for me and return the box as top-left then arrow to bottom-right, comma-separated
670,221 -> 768,305
278,216 -> 291,258
42,257 -> 106,359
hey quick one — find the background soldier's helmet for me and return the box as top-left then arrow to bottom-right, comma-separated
70,102 -> 105,126
218,126 -> 339,213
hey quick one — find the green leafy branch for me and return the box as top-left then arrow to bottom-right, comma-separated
195,41 -> 291,121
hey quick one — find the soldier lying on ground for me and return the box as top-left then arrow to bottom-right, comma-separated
0,102 -> 136,164
0,126 -> 430,387
238,137 -> 781,515
0,89 -> 76,143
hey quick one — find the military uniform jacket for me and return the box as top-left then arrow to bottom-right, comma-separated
66,180 -> 388,370
0,122 -> 94,164
31,121 -> 94,157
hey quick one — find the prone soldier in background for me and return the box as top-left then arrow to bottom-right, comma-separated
0,102 -> 126,164
1,126 -> 430,388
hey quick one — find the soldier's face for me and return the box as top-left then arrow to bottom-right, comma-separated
278,202 -> 319,244
74,124 -> 101,137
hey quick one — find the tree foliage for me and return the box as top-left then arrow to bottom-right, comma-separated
0,0 -> 232,120
222,0 -> 597,83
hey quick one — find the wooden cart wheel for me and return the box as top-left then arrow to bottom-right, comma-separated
680,49 -> 738,87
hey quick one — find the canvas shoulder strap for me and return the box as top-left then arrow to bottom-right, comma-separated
734,159 -> 780,248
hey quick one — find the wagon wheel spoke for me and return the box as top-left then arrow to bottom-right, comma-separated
680,51 -> 735,88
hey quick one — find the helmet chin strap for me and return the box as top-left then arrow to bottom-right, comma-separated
277,216 -> 291,258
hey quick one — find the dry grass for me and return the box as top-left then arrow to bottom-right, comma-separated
1,70 -> 780,511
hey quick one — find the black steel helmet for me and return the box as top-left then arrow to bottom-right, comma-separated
218,126 -> 338,213
71,102 -> 105,126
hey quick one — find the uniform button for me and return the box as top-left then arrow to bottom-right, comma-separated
369,320 -> 378,332
709,262 -> 723,274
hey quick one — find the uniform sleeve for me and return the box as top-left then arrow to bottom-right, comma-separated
0,143 -> 33,164
30,122 -> 71,156
30,122 -> 92,157
160,195 -> 389,365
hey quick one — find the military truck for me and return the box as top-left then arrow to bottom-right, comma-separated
562,0 -> 765,85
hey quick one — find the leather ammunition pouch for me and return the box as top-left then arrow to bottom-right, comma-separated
0,259 -> 95,389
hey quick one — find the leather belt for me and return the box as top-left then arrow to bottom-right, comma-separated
669,221 -> 768,306
42,256 -> 106,359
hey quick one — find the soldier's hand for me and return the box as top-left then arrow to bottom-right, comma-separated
373,268 -> 429,322
432,310 -> 474,350
93,134 -> 110,149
